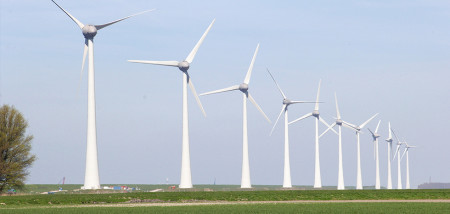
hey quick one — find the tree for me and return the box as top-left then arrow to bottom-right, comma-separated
0,105 -> 36,193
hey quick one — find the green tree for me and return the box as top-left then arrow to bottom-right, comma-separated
0,105 -> 36,193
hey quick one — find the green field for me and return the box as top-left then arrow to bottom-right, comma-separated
1,188 -> 449,206
1,186 -> 449,213
1,202 -> 450,214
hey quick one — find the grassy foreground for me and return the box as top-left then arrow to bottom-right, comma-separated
1,202 -> 450,214
0,189 -> 449,207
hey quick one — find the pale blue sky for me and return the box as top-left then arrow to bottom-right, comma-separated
1,0 -> 449,188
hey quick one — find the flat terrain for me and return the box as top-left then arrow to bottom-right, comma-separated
1,201 -> 450,214
1,186 -> 449,213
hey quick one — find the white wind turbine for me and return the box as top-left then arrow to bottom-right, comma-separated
344,113 -> 378,190
51,0 -> 152,189
368,120 -> 382,189
400,142 -> 416,189
128,19 -> 215,188
200,44 -> 271,188
320,93 -> 355,190
267,69 -> 317,188
289,80 -> 337,188
385,122 -> 394,189
392,129 -> 404,189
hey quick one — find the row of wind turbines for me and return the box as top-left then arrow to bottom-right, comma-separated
51,1 -> 416,190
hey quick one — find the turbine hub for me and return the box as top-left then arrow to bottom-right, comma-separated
355,126 -> 361,131
385,138 -> 393,142
283,99 -> 292,105
82,25 -> 97,39
178,61 -> 190,72
239,83 -> 249,92
374,133 -> 381,138
312,110 -> 319,117
336,119 -> 343,125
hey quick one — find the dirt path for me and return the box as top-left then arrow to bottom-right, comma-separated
3,199 -> 449,209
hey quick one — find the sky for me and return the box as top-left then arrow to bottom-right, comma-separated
1,0 -> 449,188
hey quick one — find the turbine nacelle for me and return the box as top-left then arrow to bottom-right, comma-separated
82,25 -> 98,39
386,138 -> 393,142
283,99 -> 292,105
312,110 -> 320,117
336,119 -> 343,125
178,61 -> 190,72
239,83 -> 249,92
372,133 -> 381,139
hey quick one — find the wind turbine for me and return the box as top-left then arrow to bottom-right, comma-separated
51,0 -> 152,189
385,122 -> 394,189
128,19 -> 215,188
401,142 -> 416,189
392,129 -> 404,189
267,69 -> 316,188
288,80 -> 337,188
343,113 -> 378,190
200,44 -> 271,188
320,93 -> 355,190
368,120 -> 382,189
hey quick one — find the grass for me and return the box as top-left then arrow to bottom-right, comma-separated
13,184 -> 340,194
0,189 -> 449,207
0,202 -> 449,214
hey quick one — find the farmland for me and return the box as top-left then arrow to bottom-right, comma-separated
1,186 -> 449,213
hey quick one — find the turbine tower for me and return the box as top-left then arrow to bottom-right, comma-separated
401,142 -> 416,189
320,93 -> 354,190
128,19 -> 215,188
289,80 -> 337,188
385,122 -> 394,189
345,113 -> 378,190
267,69 -> 316,188
392,129 -> 404,189
368,120 -> 382,189
51,0 -> 152,189
200,44 -> 271,188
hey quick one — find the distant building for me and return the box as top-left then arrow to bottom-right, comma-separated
418,182 -> 450,189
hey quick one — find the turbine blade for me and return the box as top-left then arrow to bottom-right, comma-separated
78,39 -> 88,94
314,79 -> 322,111
400,148 -> 408,161
51,0 -> 84,29
342,120 -> 357,129
266,68 -> 286,99
391,129 -> 401,143
393,144 -> 401,160
200,85 -> 240,96
128,60 -> 179,67
289,112 -> 312,125
367,128 -> 375,137
319,117 -> 338,135
95,9 -> 155,30
319,122 -> 336,138
270,105 -> 286,136
360,113 -> 379,128
185,19 -> 215,63
335,93 -> 341,119
247,92 -> 271,123
187,74 -> 206,117
388,122 -> 392,139
290,101 -> 319,104
375,120 -> 381,133
342,122 -> 356,131
243,44 -> 260,84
